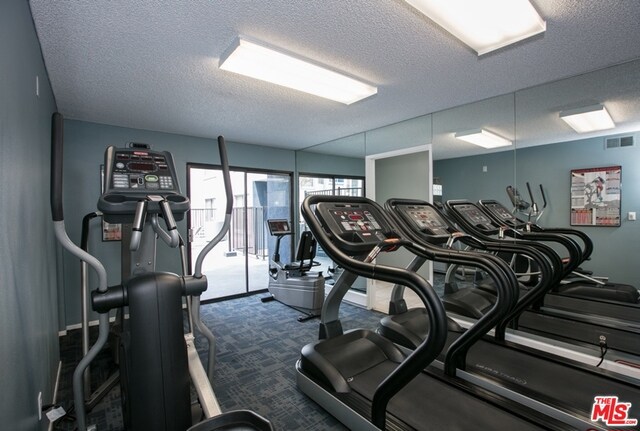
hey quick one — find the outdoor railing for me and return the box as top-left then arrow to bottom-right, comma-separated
190,207 -> 268,259
305,186 -> 363,197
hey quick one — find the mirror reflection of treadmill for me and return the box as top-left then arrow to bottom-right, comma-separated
297,197 -> 572,431
472,198 -> 640,356
378,198 -> 640,430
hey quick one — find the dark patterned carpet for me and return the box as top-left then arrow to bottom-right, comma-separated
55,294 -> 387,431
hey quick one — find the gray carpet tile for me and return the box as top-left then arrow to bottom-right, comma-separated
55,294 -> 389,431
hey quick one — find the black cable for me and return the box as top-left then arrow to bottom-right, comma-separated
596,339 -> 608,367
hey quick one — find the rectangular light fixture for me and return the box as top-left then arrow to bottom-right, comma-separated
403,0 -> 546,55
219,36 -> 377,105
455,128 -> 512,148
559,104 -> 616,133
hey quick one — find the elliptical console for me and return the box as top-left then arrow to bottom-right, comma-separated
50,113 -> 273,431
99,143 -> 189,223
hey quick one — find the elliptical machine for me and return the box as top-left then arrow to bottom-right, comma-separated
506,182 -> 547,223
50,113 -> 272,431
262,219 -> 324,321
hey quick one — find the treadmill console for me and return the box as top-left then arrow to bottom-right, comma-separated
315,202 -> 391,253
396,204 -> 450,243
453,204 -> 497,234
98,144 -> 189,223
481,202 -> 523,228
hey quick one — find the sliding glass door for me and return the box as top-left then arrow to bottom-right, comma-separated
298,174 -> 364,285
188,164 -> 292,301
246,172 -> 292,293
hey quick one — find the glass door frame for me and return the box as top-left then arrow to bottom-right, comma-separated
297,172 -> 366,233
297,172 -> 366,307
187,162 -> 294,301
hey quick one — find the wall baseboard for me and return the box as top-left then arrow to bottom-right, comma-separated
59,302 -> 189,336
58,314 -> 125,337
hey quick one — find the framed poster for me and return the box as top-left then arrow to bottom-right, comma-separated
570,166 -> 621,226
102,222 -> 122,241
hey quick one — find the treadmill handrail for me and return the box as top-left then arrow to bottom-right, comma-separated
478,199 -> 594,262
495,225 -> 583,278
476,201 -> 584,274
385,199 -> 520,373
383,199 -> 517,299
301,194 -> 448,430
384,198 -> 554,343
444,200 -> 565,284
442,200 -> 566,334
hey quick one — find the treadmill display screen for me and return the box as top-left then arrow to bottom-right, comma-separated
485,203 -> 516,221
456,204 -> 494,230
314,202 -> 392,253
331,209 -> 381,232
404,206 -> 449,236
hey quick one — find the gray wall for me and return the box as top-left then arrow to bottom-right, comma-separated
434,149 -> 516,203
0,1 -> 59,430
296,151 -> 365,176
434,135 -> 640,287
375,151 -> 431,278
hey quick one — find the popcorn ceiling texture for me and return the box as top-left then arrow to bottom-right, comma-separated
29,0 -> 640,156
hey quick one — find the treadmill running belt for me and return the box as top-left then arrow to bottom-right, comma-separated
349,361 -> 547,430
442,331 -> 640,419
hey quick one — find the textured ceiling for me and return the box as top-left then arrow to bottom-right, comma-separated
29,0 -> 640,157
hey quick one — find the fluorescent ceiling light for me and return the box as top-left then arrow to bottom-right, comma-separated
219,36 -> 377,105
455,129 -> 512,148
404,0 -> 546,55
559,104 -> 616,133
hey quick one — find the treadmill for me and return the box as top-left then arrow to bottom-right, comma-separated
376,198 -> 640,429
501,183 -> 639,304
445,199 -> 640,358
478,199 -> 640,314
379,198 -> 558,347
297,195 -> 569,431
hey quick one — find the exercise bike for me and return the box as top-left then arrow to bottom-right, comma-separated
261,219 -> 324,322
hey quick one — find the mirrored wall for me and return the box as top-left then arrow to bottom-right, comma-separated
295,56 -> 640,303
511,59 -> 640,287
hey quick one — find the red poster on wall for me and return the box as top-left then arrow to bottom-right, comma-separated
570,166 -> 621,226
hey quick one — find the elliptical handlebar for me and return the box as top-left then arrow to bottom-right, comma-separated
539,183 -> 547,209
50,112 -> 111,431
218,136 -> 233,217
50,112 -> 108,294
149,195 -> 180,248
50,113 -> 65,222
130,199 -> 148,251
526,182 -> 538,215
194,136 -> 233,278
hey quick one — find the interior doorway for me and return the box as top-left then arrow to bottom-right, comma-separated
365,145 -> 432,311
188,164 -> 292,301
